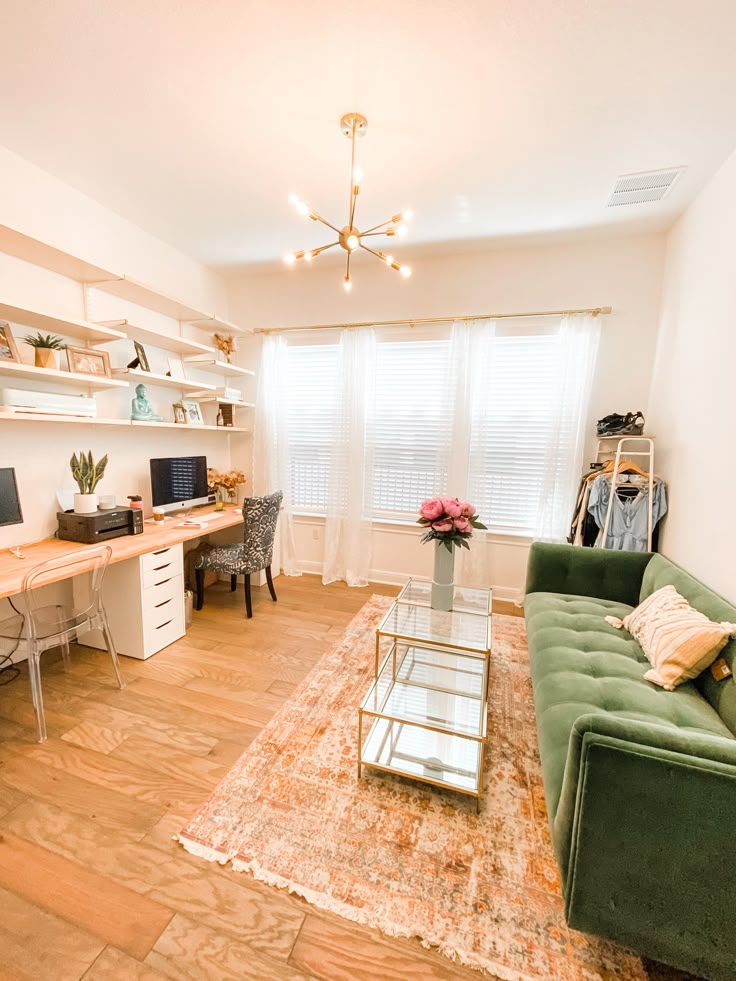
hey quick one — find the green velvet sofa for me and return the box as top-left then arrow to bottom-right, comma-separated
524,542 -> 736,980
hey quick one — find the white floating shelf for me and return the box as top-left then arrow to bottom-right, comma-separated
0,412 -> 249,433
0,222 -> 115,283
96,320 -> 216,357
0,300 -> 125,346
0,360 -> 128,391
112,368 -> 218,393
90,276 -> 249,334
182,357 -> 255,378
191,396 -> 255,408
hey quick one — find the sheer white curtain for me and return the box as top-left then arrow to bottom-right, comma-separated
322,328 -> 376,586
534,313 -> 602,541
252,334 -> 301,576
445,319 -> 497,586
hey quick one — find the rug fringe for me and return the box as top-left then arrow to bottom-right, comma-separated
175,831 -> 533,981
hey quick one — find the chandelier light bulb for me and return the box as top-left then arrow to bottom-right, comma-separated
284,252 -> 296,265
353,166 -> 364,183
304,251 -> 313,262
347,235 -> 359,250
402,209 -> 414,220
343,275 -> 352,292
400,265 -> 412,278
397,224 -> 408,237
297,201 -> 309,216
288,192 -> 300,206
385,254 -> 394,265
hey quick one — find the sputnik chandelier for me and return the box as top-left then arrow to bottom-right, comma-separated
284,113 -> 412,291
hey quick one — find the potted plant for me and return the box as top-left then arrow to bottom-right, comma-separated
70,450 -> 108,514
417,496 -> 487,611
23,332 -> 66,370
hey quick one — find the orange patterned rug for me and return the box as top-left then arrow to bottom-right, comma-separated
176,596 -> 647,980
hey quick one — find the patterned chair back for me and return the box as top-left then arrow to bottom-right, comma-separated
242,491 -> 283,572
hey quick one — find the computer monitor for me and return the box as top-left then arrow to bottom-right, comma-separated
0,468 -> 23,528
149,456 -> 214,514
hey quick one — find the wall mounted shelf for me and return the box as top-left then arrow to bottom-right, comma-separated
182,357 -> 255,378
112,368 -> 218,393
95,320 -> 217,357
0,300 -> 126,346
191,396 -> 255,408
0,412 -> 249,433
0,360 -> 128,391
0,222 -> 115,283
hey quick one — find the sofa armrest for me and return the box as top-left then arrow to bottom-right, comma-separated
524,542 -> 652,606
557,714 -> 736,979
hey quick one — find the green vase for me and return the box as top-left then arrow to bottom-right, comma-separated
431,540 -> 455,611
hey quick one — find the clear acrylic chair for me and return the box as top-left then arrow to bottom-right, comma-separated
0,544 -> 125,742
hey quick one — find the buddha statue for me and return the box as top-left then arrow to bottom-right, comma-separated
130,383 -> 163,422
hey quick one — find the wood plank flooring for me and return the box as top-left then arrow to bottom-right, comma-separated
0,575 -> 668,981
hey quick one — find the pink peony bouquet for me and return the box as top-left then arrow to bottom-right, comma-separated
417,496 -> 487,552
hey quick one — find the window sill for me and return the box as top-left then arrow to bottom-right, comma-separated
291,511 -> 533,546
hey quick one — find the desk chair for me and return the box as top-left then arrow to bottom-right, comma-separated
194,491 -> 283,618
0,545 -> 125,742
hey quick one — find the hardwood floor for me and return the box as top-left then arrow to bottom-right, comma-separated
0,575 -> 523,980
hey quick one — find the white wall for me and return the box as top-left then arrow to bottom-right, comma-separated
647,146 -> 736,602
0,145 -> 253,551
229,232 -> 666,596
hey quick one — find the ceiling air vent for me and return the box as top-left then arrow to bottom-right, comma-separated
607,167 -> 685,207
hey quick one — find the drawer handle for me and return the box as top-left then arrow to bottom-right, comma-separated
154,598 -> 173,610
153,577 -> 173,587
155,619 -> 174,631
152,563 -> 172,572
153,548 -> 171,556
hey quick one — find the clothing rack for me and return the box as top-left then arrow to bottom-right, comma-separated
601,437 -> 656,551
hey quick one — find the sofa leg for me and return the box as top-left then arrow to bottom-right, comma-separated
244,574 -> 253,619
195,569 -> 205,611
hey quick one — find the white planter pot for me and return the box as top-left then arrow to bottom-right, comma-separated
74,493 -> 98,515
431,539 -> 455,611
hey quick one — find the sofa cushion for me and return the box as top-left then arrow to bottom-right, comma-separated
641,554 -> 736,734
524,591 -> 733,831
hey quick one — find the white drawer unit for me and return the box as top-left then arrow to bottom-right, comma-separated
78,542 -> 186,659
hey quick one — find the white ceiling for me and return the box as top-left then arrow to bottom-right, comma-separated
1,1 -> 735,273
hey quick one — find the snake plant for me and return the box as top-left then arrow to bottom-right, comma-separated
23,331 -> 66,350
70,451 -> 108,495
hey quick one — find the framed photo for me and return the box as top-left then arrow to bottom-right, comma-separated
133,341 -> 150,372
172,402 -> 187,424
66,345 -> 112,377
220,403 -> 234,427
166,356 -> 185,380
0,321 -> 20,362
181,399 -> 204,426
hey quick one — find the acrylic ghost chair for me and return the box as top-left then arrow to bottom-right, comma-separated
194,491 -> 283,618
0,545 -> 125,741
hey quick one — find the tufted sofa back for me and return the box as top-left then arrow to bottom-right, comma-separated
641,554 -> 736,735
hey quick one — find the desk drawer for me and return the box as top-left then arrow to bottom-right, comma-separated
142,574 -> 182,617
143,559 -> 183,590
141,543 -> 183,576
143,585 -> 185,656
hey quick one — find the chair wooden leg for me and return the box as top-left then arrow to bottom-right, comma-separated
230,574 -> 237,592
195,568 -> 205,611
244,574 -> 253,619
265,566 -> 278,603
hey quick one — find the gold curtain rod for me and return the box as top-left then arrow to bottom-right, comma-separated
254,306 -> 612,334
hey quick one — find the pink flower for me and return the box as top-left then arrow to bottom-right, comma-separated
453,516 -> 470,532
461,501 -> 476,518
431,519 -> 453,532
443,498 -> 464,518
419,498 -> 444,521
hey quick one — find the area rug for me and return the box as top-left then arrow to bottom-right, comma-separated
176,596 -> 647,980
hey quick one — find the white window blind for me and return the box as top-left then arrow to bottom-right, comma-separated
284,330 -> 564,534
469,333 -> 560,534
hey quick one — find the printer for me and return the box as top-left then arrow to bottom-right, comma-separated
57,507 -> 144,544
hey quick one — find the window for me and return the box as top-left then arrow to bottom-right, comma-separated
284,328 -> 567,535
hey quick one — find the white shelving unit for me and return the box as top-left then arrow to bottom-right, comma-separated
0,412 -> 249,433
192,396 -> 255,408
182,357 -> 255,379
0,360 -> 128,391
112,367 -> 218,393
0,222 -> 115,283
0,299 -> 125,346
94,319 -> 217,357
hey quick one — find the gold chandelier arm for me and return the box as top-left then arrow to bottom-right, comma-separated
348,118 -> 357,227
359,243 -> 385,261
361,217 -> 395,235
361,229 -> 396,238
314,241 -> 340,256
310,211 -> 341,235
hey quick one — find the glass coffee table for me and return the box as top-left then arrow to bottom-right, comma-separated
358,578 -> 492,808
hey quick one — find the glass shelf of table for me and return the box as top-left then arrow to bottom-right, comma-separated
377,600 -> 491,657
396,578 -> 492,617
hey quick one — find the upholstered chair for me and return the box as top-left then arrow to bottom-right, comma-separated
194,491 -> 282,618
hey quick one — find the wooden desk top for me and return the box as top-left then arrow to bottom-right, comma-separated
0,505 -> 243,600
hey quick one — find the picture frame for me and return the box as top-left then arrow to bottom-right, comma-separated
0,321 -> 20,362
66,345 -> 112,377
133,341 -> 150,372
181,399 -> 204,426
166,355 -> 185,380
172,402 -> 187,424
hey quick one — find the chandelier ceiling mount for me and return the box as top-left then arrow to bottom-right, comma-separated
285,113 -> 412,291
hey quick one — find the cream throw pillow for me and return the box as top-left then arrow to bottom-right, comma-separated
605,585 -> 736,691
